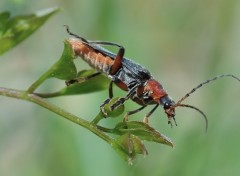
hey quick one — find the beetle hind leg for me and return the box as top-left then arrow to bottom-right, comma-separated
65,72 -> 101,86
110,46 -> 125,75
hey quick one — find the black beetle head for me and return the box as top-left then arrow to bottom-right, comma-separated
160,95 -> 176,125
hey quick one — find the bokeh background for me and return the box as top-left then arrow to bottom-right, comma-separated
0,0 -> 240,176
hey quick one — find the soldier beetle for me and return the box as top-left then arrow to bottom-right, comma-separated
65,25 -> 240,131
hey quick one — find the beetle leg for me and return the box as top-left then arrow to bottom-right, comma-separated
65,72 -> 101,86
110,46 -> 124,74
110,97 -> 126,111
100,98 -> 111,117
109,81 -> 113,98
167,116 -> 177,127
143,104 -> 159,123
110,84 -> 139,111
99,81 -> 114,117
124,106 -> 147,121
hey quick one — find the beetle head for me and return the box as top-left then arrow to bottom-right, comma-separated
160,95 -> 177,126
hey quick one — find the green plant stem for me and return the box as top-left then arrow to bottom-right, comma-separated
27,71 -> 51,93
0,87 -> 112,144
91,112 -> 105,125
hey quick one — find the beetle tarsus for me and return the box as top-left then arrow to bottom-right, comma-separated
100,98 -> 111,117
168,119 -> 173,128
173,117 -> 178,126
143,116 -> 148,123
123,114 -> 129,121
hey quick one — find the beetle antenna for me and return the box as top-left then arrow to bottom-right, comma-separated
177,74 -> 240,105
64,25 -> 89,43
176,104 -> 208,132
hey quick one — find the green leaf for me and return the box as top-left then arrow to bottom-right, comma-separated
27,40 -> 77,93
33,69 -> 109,97
0,7 -> 60,55
113,121 -> 173,147
112,133 -> 148,164
52,70 -> 109,96
48,41 -> 77,80
0,12 -> 10,36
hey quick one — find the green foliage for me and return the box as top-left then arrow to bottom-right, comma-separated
0,7 -> 60,55
56,70 -> 109,96
48,41 -> 77,80
113,121 -> 173,147
27,40 -> 77,93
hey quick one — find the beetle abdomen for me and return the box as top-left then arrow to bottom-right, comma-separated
68,38 -> 114,74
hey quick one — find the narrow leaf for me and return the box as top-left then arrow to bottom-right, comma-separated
52,70 -> 109,96
0,12 -> 10,36
27,40 -> 77,93
0,7 -> 60,55
48,40 -> 77,80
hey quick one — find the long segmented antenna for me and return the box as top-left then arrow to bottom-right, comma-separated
64,25 -> 89,43
177,104 -> 208,132
64,25 -> 123,50
177,74 -> 240,105
172,74 -> 240,132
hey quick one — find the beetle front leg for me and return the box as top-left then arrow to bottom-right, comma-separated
143,104 -> 159,123
124,105 -> 147,121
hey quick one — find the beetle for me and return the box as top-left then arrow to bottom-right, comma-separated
64,25 -> 240,130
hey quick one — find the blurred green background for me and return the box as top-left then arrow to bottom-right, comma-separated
0,0 -> 240,176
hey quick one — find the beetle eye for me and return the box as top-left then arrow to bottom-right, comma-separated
163,102 -> 171,109
160,95 -> 175,109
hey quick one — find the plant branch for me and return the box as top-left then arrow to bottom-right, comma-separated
0,87 -> 112,143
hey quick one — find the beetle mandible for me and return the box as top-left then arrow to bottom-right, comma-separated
65,25 -> 240,130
